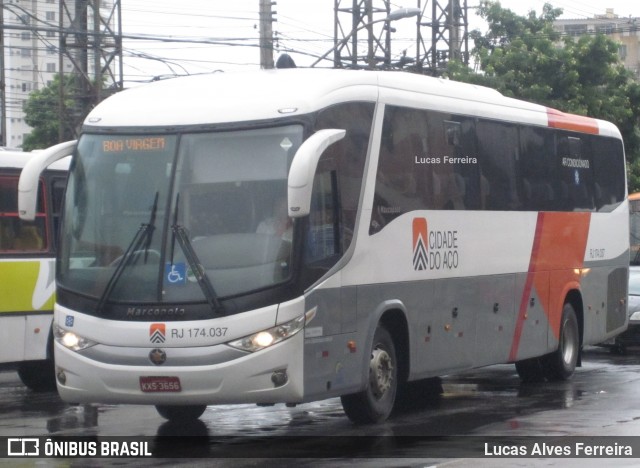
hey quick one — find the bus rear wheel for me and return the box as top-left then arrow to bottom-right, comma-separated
155,404 -> 207,422
542,303 -> 580,381
341,325 -> 397,424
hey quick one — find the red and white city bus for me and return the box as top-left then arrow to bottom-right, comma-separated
19,69 -> 628,423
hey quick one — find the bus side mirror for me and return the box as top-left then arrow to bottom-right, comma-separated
287,129 -> 345,218
19,140 -> 77,221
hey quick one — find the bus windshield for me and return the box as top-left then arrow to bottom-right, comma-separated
58,125 -> 303,310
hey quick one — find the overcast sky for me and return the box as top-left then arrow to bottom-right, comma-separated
121,0 -> 640,85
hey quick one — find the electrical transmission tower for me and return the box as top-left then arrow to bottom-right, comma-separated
332,0 -> 392,69
59,0 -> 123,139
415,0 -> 469,75
332,0 -> 468,74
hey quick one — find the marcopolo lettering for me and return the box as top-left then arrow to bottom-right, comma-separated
126,307 -> 186,317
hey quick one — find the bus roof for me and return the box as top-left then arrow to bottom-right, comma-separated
83,69 -> 621,139
0,150 -> 71,171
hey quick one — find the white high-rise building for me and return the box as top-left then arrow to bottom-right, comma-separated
2,0 -> 119,148
3,0 -> 73,147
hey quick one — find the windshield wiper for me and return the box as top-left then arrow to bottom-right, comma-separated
144,192 -> 159,262
171,223 -> 224,315
96,192 -> 159,314
168,193 -> 224,315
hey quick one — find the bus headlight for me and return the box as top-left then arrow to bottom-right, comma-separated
227,314 -> 306,353
54,324 -> 97,351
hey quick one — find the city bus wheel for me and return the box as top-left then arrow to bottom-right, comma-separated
341,325 -> 397,424
17,360 -> 57,392
155,404 -> 207,422
515,357 -> 546,383
543,303 -> 580,381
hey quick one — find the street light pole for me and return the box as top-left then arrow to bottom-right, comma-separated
311,7 -> 420,68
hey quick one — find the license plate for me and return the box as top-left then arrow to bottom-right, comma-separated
139,376 -> 182,393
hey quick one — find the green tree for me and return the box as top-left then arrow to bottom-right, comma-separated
22,74 -> 77,151
446,1 -> 640,192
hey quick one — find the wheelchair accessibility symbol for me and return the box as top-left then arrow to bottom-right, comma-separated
165,262 -> 187,285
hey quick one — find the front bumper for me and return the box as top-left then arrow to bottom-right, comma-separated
54,330 -> 304,405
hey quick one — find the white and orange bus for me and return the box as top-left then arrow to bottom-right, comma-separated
19,69 -> 628,423
1,150 -> 69,390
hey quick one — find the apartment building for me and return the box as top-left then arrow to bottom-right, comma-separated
2,0 -> 118,149
554,8 -> 640,78
2,0 -> 75,147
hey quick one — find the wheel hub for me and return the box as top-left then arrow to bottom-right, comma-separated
369,347 -> 393,399
562,318 -> 578,365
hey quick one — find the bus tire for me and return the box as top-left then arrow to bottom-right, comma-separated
155,404 -> 207,422
341,325 -> 397,424
515,357 -> 546,383
543,302 -> 580,381
17,360 -> 57,392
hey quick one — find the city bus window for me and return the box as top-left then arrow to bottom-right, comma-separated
372,106 -> 427,233
476,120 -> 520,210
441,118 -> 480,210
518,126 -> 557,211
0,176 -> 47,252
557,134 -> 595,211
372,106 -> 481,234
591,136 -> 625,212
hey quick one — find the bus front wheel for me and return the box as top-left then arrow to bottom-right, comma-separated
341,325 -> 397,424
17,360 -> 57,392
155,404 -> 207,422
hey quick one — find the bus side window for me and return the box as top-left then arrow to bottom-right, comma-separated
306,170 -> 339,264
557,135 -> 594,211
0,218 -> 13,249
314,102 -> 374,250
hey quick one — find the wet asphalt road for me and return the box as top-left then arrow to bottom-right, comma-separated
2,346 -> 640,466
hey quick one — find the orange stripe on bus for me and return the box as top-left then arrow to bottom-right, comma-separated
509,212 -> 591,361
547,108 -> 599,134
509,213 -> 544,362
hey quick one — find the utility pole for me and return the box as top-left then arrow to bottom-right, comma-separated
259,0 -> 276,69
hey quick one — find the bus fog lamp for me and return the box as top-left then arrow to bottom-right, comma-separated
56,368 -> 66,385
227,314 -> 305,352
271,369 -> 288,387
54,324 -> 97,351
